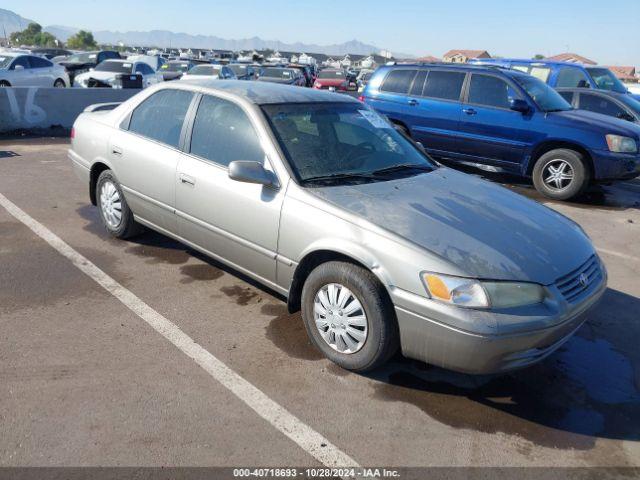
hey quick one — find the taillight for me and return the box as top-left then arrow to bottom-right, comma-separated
70,127 -> 75,139
358,95 -> 365,102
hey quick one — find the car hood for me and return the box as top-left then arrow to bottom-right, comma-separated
308,168 -> 595,285
75,70 -> 121,83
548,109 -> 640,137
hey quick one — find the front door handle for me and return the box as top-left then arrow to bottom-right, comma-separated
463,108 -> 477,115
179,173 -> 195,186
408,99 -> 419,106
111,146 -> 123,156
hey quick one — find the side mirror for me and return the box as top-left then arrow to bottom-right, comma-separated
228,160 -> 276,187
617,112 -> 635,122
510,98 -> 531,114
13,64 -> 24,71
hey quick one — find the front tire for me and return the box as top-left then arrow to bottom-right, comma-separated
532,149 -> 590,201
96,170 -> 143,239
301,261 -> 399,372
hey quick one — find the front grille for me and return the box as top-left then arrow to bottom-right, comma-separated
555,255 -> 602,303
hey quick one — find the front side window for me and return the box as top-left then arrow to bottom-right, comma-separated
128,89 -> 194,148
467,74 -> 519,109
556,67 -> 590,88
586,67 -> 628,94
11,56 -> 30,70
512,73 -> 572,112
190,95 -> 264,167
422,71 -> 466,101
579,94 -> 627,118
262,102 -> 436,184
381,69 -> 417,94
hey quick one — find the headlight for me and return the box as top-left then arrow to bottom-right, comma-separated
422,273 -> 545,309
606,134 -> 637,153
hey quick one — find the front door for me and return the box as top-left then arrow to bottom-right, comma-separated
175,94 -> 284,284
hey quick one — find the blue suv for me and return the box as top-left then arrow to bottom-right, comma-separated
469,59 -> 640,101
362,64 -> 640,200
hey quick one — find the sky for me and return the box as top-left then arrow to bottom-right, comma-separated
4,0 -> 639,65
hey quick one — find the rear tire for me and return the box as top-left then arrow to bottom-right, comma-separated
532,149 -> 590,201
0,81 -> 11,87
53,79 -> 66,88
96,170 -> 143,239
301,261 -> 399,372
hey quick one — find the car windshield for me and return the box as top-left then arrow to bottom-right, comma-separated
0,55 -> 14,69
262,102 -> 437,185
260,68 -> 293,78
318,70 -> 344,79
512,73 -> 572,112
586,67 -> 628,94
94,61 -> 133,73
66,52 -> 98,63
189,65 -> 221,75
162,62 -> 190,72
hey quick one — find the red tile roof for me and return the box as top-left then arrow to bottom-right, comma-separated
416,55 -> 441,63
443,49 -> 491,59
606,66 -> 637,80
546,53 -> 597,65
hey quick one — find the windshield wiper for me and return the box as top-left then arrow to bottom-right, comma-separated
302,172 -> 378,184
371,163 -> 433,176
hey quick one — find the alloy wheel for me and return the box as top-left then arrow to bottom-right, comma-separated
543,159 -> 574,191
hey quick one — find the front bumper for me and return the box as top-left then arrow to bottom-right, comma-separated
391,266 -> 607,374
592,149 -> 640,181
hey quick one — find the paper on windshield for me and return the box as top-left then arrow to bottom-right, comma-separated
358,110 -> 391,129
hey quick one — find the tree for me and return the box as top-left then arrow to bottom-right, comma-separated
66,30 -> 98,50
533,54 -> 545,60
9,22 -> 59,47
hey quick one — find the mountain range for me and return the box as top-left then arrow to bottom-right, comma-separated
1,8 -> 405,57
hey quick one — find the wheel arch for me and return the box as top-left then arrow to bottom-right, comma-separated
526,140 -> 594,179
89,161 -> 112,205
286,246 -> 390,314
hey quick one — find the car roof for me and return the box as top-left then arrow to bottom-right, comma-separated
166,79 -> 359,105
472,58 -> 600,68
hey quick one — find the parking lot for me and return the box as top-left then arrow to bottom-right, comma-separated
1,138 -> 639,471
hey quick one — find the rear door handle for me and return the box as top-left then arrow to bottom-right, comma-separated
463,108 -> 477,115
179,173 -> 195,186
111,146 -> 122,156
408,99 -> 419,106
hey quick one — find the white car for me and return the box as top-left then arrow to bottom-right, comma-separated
126,54 -> 166,72
74,59 -> 163,89
0,52 -> 70,87
181,64 -> 237,80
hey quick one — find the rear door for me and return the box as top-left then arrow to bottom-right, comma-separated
29,56 -> 54,86
409,69 -> 466,155
365,68 -> 417,129
109,89 -> 196,233
455,73 -> 528,169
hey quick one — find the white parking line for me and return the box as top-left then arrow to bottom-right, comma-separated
596,247 -> 640,264
0,193 -> 359,469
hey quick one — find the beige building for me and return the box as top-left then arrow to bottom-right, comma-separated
443,49 -> 491,63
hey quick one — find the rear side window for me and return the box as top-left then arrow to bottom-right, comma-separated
381,69 -> 417,94
467,74 -> 518,109
423,71 -> 466,101
556,67 -> 590,88
558,91 -> 575,104
189,95 -> 264,167
579,94 -> 627,118
128,89 -> 194,148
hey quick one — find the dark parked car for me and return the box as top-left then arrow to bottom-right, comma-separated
228,63 -> 257,80
257,67 -> 305,86
287,64 -> 313,87
557,88 -> 640,124
57,50 -> 121,84
159,60 -> 197,81
362,64 -> 640,200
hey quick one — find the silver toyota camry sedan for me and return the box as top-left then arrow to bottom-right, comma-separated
69,80 -> 607,374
